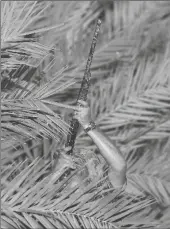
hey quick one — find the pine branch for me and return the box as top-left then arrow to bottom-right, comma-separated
75,85 -> 170,151
1,1 -> 73,71
1,2 -> 170,228
58,2 -> 170,100
1,63 -> 77,144
125,139 -> 170,205
1,158 -> 160,229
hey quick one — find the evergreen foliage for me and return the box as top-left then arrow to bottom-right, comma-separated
1,1 -> 170,228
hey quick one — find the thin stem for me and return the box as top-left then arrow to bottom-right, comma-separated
65,19 -> 102,155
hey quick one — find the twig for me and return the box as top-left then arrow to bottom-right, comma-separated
65,19 -> 102,155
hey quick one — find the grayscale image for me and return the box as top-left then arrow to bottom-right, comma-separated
1,1 -> 170,229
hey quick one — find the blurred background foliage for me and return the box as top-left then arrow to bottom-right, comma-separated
1,1 -> 170,228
